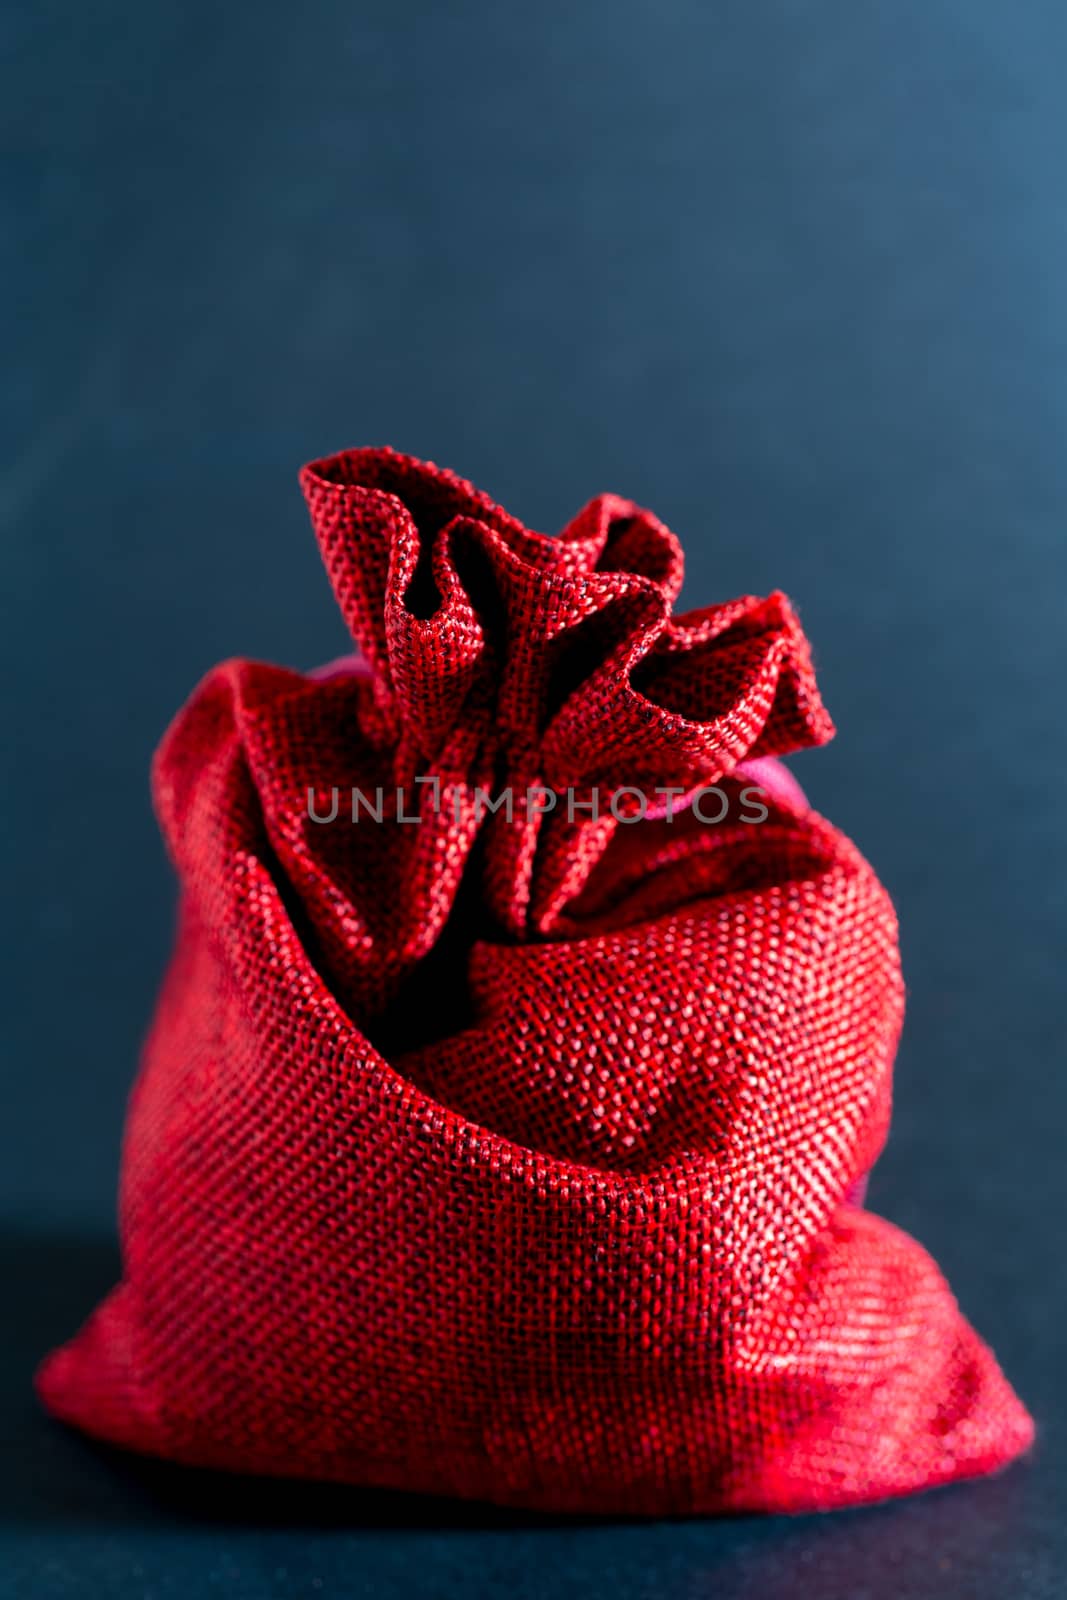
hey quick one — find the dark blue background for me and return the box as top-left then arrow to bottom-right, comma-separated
4,1 -> 1065,1595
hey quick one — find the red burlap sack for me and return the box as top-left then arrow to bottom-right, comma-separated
38,448 -> 1032,1513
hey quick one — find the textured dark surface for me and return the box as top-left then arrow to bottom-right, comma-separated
2,0 -> 1064,1594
